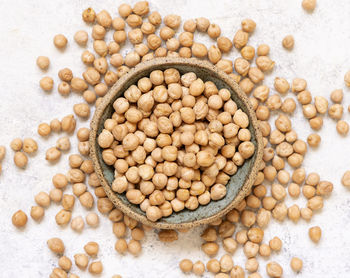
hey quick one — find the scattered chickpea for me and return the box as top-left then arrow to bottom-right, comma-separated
86,212 -> 99,227
53,34 -> 68,49
282,35 -> 294,50
345,70 -> 350,87
12,210 -> 27,228
266,262 -> 283,278
302,0 -> 317,11
36,56 -> 50,70
307,133 -> 321,147
74,253 -> 89,269
309,226 -> 322,243
89,261 -> 103,274
336,120 -> 349,135
47,237 -> 65,254
290,257 -> 303,272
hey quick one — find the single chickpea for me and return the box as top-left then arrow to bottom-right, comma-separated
55,209 -> 72,225
336,120 -> 349,135
36,56 -> 50,70
192,43 -> 208,58
259,243 -> 271,257
58,256 -> 72,272
128,239 -> 142,256
301,207 -> 313,220
74,253 -> 89,269
81,50 -> 95,64
86,212 -> 99,227
47,237 -> 65,254
35,191 -> 50,207
257,44 -> 270,56
71,216 -> 84,232
30,206 -> 44,221
22,138 -> 38,154
14,152 -> 28,168
269,236 -> 282,251
266,262 -> 283,278
309,226 -> 322,242
282,35 -> 294,50
233,29 -> 248,49
148,11 -> 162,26
53,34 -> 68,49
12,210 -> 27,228
290,257 -> 303,272
40,76 -> 54,91
179,259 -> 193,273
74,30 -> 88,46
89,261 -> 103,274
307,133 -> 321,147
302,0 -> 317,11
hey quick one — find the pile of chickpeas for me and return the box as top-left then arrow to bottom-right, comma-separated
98,69 -> 255,222
7,0 -> 350,277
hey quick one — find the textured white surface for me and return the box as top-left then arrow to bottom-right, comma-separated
0,0 -> 350,277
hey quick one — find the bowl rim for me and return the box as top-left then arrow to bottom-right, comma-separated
90,57 -> 263,229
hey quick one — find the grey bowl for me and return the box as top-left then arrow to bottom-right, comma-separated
90,57 -> 263,229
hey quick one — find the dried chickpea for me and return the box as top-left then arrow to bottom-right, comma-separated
290,257 -> 303,272
266,262 -> 283,278
336,120 -> 349,135
47,237 -> 65,254
74,30 -> 88,46
89,261 -> 103,274
36,56 -> 50,70
14,152 -> 28,168
40,76 -> 54,91
12,210 -> 27,228
74,253 -> 89,269
302,0 -> 317,11
53,34 -> 68,49
179,259 -> 193,273
309,226 -> 322,243
233,30 -> 248,49
30,206 -> 44,221
282,35 -> 294,50
307,133 -> 321,147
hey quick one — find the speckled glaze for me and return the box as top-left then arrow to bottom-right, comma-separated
90,57 -> 263,229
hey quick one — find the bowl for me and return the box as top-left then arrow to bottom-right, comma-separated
90,57 -> 263,229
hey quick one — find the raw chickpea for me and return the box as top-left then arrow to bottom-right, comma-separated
163,14 -> 181,29
217,36 -> 233,53
96,10 -> 112,28
230,266 -> 245,278
59,256 -> 72,272
50,188 -> 63,202
345,71 -> 350,87
269,236 -> 282,251
302,0 -> 317,11
84,241 -> 99,256
245,258 -> 259,273
301,207 -> 313,220
328,104 -> 343,119
35,191 -> 50,207
192,43 -> 208,58
74,253 -> 89,269
195,17 -> 210,32
118,3 -> 132,17
281,98 -> 296,113
89,261 -> 103,274
179,259 -> 193,273
288,204 -> 300,222
22,138 -> 38,154
115,238 -> 128,254
47,237 -> 65,254
14,152 -> 28,168
282,35 -> 294,50
266,262 -> 283,278
309,226 -> 322,243
0,146 -> 5,162
86,212 -> 99,227
272,202 -> 288,221
290,257 -> 303,272
128,239 -> 142,256
244,241 -> 259,258
241,18 -> 256,33
241,45 -> 255,60
307,133 -> 321,147
53,34 -> 68,49
92,24 -> 106,40
30,206 -> 44,221
202,242 -> 219,256
71,216 -> 84,232
259,244 -> 271,257
233,29 -> 248,49
40,76 -> 54,91
74,30 -> 88,46
81,50 -> 95,64
11,138 -> 23,151
331,89 -> 343,103
220,254 -> 233,273
192,261 -> 205,275
36,56 -> 50,70
207,259 -> 220,274
12,210 -> 27,228
336,120 -> 349,135
55,209 -> 72,225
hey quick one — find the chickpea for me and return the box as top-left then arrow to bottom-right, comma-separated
36,56 -> 50,70
50,188 -> 63,202
70,216 -> 84,232
336,120 -> 349,135
47,237 -> 65,254
266,262 -> 283,278
307,133 -> 321,147
128,239 -> 142,256
74,253 -> 89,269
55,209 -> 71,225
269,236 -> 282,251
282,35 -> 294,50
74,30 -> 88,46
59,256 -> 72,272
40,76 -> 54,91
53,34 -> 68,49
328,91 -> 342,107
86,212 -> 99,227
309,226 -> 322,242
179,259 -> 193,273
89,261 -> 103,274
192,42 -> 208,58
61,114 -> 76,133
12,210 -> 27,228
14,152 -> 28,168
22,138 -> 38,154
30,206 -> 44,221
35,191 -> 50,207
302,0 -> 317,11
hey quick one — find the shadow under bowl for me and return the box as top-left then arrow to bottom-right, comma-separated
90,57 -> 263,229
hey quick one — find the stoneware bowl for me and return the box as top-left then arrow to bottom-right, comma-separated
90,57 -> 263,229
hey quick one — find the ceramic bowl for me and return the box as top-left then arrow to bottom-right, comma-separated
90,57 -> 263,229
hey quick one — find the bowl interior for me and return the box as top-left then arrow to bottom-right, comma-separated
92,58 -> 261,228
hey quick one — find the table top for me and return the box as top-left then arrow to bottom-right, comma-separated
0,0 -> 349,277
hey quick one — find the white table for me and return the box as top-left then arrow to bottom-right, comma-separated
0,0 -> 349,277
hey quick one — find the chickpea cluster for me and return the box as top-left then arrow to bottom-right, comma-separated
98,69 -> 254,221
